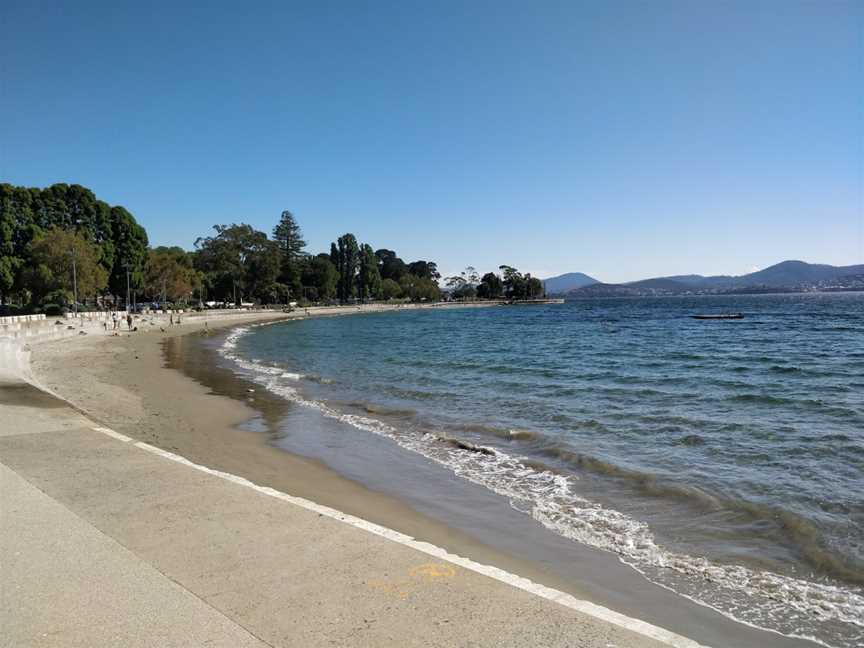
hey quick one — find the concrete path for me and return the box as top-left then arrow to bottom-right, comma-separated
0,378 -> 696,648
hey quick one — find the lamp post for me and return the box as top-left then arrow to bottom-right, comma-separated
68,248 -> 78,315
123,262 -> 132,312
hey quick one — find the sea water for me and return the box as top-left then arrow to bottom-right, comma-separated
220,294 -> 864,647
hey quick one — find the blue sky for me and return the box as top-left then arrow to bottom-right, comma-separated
2,1 -> 861,282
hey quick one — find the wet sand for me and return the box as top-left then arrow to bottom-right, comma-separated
27,311 -> 817,648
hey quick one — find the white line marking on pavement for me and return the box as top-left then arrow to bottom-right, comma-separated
92,426 -> 132,442
130,439 -> 707,648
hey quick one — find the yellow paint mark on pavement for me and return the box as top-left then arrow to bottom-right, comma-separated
368,563 -> 457,600
409,563 -> 456,582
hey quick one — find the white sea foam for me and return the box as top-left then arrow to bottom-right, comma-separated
219,325 -> 864,648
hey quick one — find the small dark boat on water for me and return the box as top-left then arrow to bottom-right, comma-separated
690,313 -> 744,320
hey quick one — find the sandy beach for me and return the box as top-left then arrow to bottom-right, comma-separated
28,305 -> 603,595
17,305 -> 819,647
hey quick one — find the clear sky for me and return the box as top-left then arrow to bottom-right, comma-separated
2,1 -> 862,282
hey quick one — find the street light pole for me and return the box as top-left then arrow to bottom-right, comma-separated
68,249 -> 78,315
123,262 -> 131,312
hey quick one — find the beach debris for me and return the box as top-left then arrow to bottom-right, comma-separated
437,436 -> 496,455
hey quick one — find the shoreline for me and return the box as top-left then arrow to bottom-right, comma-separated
26,306 -> 818,648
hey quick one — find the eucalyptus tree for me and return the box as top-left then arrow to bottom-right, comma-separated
195,223 -> 277,304
407,260 -> 440,281
301,254 -> 339,301
477,272 -> 503,299
24,227 -> 108,306
375,249 -> 407,281
144,247 -> 201,303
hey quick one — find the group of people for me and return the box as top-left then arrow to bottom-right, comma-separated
104,310 -> 182,333
109,312 -> 133,331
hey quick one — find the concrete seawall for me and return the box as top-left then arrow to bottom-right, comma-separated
0,309 -> 285,387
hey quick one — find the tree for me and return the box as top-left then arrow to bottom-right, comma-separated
380,278 -> 402,300
407,260 -> 440,281
244,238 -> 281,303
357,244 -> 382,301
452,283 -> 477,300
445,265 -> 480,301
194,223 -> 276,304
301,254 -> 339,302
399,274 -> 441,302
477,272 -> 503,299
375,249 -> 407,281
108,206 -> 149,300
272,210 -> 306,299
526,275 -> 544,299
24,227 -> 108,306
144,247 -> 201,303
330,233 -> 359,302
0,183 -> 148,307
499,265 -> 526,299
445,274 -> 467,292
0,187 -> 17,304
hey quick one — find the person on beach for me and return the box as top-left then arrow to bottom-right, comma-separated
112,311 -> 118,330
170,313 -> 174,325
126,314 -> 133,330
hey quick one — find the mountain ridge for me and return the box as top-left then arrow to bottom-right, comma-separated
543,260 -> 864,296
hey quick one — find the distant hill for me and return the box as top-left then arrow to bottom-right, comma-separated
626,277 -> 693,292
565,260 -> 864,297
542,272 -> 598,294
740,260 -> 864,288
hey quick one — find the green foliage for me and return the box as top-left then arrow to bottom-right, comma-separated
357,244 -> 382,301
144,247 -> 202,302
452,283 -> 477,300
445,266 -> 480,300
273,210 -> 306,298
301,254 -> 339,301
109,206 -> 149,297
2,185 -> 543,311
330,234 -> 359,302
399,274 -> 441,302
375,249 -> 407,281
380,278 -> 402,300
497,266 -> 543,300
24,227 -> 108,306
407,260 -> 440,281
477,272 -> 503,299
0,183 -> 147,306
194,224 -> 279,304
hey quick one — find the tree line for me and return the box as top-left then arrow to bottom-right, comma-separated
0,183 -> 543,313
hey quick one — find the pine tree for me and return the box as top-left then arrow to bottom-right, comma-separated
272,210 -> 306,298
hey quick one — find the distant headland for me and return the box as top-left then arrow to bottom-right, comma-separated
544,260 -> 864,297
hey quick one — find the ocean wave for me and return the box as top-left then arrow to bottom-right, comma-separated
459,422 -> 541,442
219,325 -> 864,647
725,393 -> 862,420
